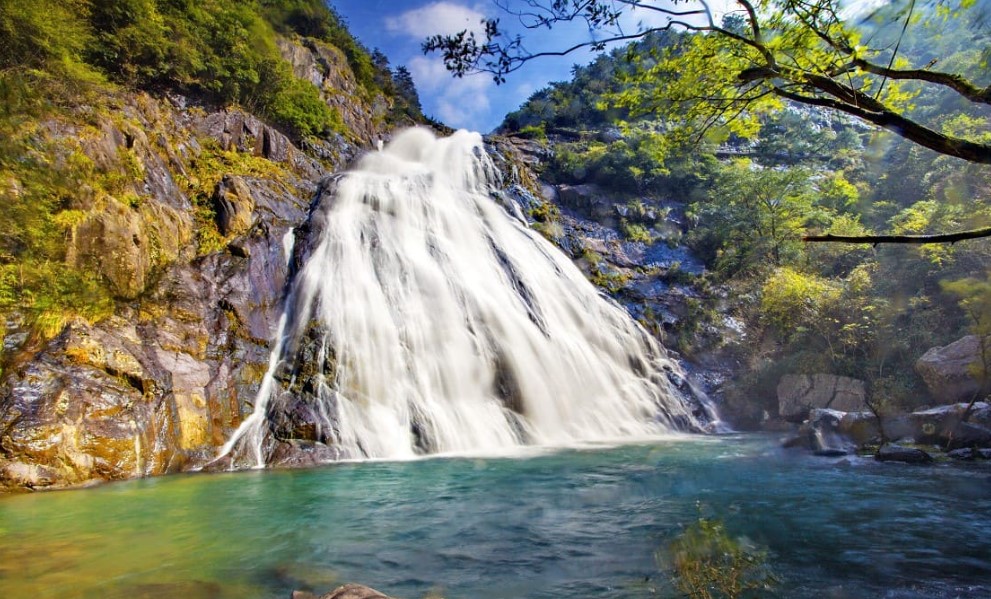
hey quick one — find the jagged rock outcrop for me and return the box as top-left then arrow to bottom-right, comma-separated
278,37 -> 388,144
915,335 -> 985,404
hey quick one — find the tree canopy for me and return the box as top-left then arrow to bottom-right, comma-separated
424,0 -> 991,164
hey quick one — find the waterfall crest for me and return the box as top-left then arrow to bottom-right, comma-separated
221,128 -> 703,466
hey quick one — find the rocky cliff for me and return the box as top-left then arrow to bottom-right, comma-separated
0,35 -> 399,491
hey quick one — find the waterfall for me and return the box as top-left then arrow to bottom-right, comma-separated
220,128 -> 704,466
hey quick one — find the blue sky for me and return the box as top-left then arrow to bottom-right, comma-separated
329,1 -> 734,133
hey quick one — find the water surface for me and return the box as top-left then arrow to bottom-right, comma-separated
2,435 -> 990,598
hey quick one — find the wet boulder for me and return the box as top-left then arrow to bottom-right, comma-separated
782,409 -> 856,456
836,411 -> 882,447
875,445 -> 933,464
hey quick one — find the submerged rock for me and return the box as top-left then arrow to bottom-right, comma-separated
875,445 -> 934,464
947,447 -> 980,460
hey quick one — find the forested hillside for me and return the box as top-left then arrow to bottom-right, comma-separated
0,0 -> 424,358
497,4 -> 991,424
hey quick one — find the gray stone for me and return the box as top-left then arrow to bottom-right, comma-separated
557,183 -> 614,220
777,374 -> 866,422
319,584 -> 393,599
915,335 -> 985,404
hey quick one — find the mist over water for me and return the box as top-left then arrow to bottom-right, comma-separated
222,128 -> 703,466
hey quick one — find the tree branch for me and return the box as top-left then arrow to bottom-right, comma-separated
771,84 -> 991,163
851,59 -> 991,104
804,227 -> 991,244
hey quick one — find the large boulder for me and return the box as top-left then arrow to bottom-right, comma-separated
915,335 -> 985,404
777,374 -> 866,422
882,402 -> 991,448
782,409 -> 857,455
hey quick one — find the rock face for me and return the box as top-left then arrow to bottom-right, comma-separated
777,374 -> 866,422
915,335 -> 985,404
278,38 -> 388,144
0,193 -> 312,487
0,33 -> 398,490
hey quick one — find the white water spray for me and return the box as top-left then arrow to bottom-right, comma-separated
221,128 -> 703,466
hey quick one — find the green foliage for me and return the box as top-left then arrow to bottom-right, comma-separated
0,0 -> 94,71
181,139 -> 292,255
547,127 -> 673,192
620,220 -> 653,243
517,123 -> 547,141
658,509 -> 776,599
0,0 -> 386,140
761,267 -> 839,338
580,248 -> 629,293
687,160 -> 819,277
260,59 -> 344,137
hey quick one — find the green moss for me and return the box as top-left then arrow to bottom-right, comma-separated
620,220 -> 653,243
182,139 -> 292,256
517,123 -> 547,141
580,248 -> 630,293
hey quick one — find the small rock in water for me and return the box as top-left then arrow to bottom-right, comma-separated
947,447 -> 977,461
875,445 -> 934,464
296,584 -> 394,599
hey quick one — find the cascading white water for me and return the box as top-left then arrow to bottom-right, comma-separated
221,128 -> 703,466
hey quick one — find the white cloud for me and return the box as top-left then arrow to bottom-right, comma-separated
385,2 -> 487,39
408,54 -> 493,129
616,0 -> 737,33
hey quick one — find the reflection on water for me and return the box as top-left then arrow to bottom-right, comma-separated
1,435 -> 990,598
